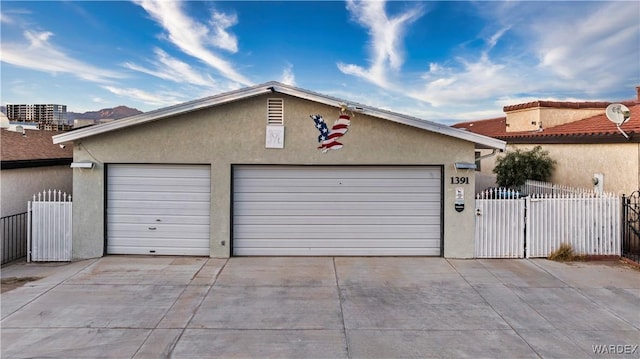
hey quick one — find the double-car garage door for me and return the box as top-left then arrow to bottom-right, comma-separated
106,165 -> 442,256
233,165 -> 442,256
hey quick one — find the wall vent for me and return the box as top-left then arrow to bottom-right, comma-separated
267,98 -> 284,125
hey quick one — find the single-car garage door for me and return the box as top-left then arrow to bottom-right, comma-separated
107,164 -> 211,255
233,165 -> 442,256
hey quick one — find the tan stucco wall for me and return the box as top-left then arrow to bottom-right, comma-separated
506,107 -> 605,132
1,165 -> 72,217
71,94 -> 479,259
477,143 -> 639,195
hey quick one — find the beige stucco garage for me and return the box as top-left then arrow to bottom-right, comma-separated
53,82 -> 505,260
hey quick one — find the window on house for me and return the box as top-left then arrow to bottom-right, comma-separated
475,151 -> 482,171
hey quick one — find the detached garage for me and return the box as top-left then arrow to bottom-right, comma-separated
53,81 -> 505,260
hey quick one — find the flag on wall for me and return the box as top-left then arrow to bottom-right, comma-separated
311,113 -> 351,153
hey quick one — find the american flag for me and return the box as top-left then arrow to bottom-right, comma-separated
311,113 -> 351,153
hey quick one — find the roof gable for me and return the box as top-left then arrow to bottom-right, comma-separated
53,81 -> 505,150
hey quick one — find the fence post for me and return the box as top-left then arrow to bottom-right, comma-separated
27,201 -> 32,263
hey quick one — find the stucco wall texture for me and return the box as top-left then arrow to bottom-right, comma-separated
1,166 -> 72,217
477,143 -> 640,195
71,94 -> 478,259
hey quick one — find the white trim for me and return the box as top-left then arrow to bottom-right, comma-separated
53,81 -> 506,150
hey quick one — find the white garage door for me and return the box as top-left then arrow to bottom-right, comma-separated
107,164 -> 211,255
233,165 -> 442,256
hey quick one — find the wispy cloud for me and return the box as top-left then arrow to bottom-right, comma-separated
103,85 -> 185,107
337,0 -> 423,87
280,64 -> 296,86
135,0 -> 251,86
123,48 -> 218,89
1,30 -> 124,83
209,10 -> 238,53
532,2 -> 639,93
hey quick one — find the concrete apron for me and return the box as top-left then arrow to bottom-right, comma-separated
1,256 -> 638,358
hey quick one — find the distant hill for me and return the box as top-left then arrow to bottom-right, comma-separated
68,106 -> 142,121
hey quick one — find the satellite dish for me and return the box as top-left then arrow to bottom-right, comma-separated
605,103 -> 631,126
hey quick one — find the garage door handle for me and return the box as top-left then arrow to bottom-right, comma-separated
148,227 -> 157,230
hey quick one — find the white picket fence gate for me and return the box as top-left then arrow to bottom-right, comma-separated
27,190 -> 72,262
475,189 -> 621,258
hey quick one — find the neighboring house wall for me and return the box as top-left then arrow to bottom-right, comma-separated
71,93 -> 479,259
478,143 -> 640,195
506,107 -> 605,132
0,165 -> 73,217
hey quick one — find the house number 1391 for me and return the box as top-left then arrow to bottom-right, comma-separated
450,176 -> 469,184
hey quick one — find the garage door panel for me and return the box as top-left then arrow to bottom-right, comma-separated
107,164 -> 211,256
238,238 -> 442,248
108,200 -> 210,212
235,230 -> 440,240
236,224 -> 438,234
108,245 -> 209,256
235,177 -> 439,188
234,201 -> 441,215
110,165 -> 210,178
234,247 -> 442,256
108,214 -> 210,225
109,176 -> 210,188
109,223 -> 210,235
233,215 -> 440,225
109,192 -> 210,202
235,186 -> 440,194
234,192 -> 440,202
235,167 -> 439,179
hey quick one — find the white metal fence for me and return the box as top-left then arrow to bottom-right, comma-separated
520,179 -> 592,196
28,190 -> 72,262
526,193 -> 621,257
475,189 -> 525,258
475,188 -> 621,258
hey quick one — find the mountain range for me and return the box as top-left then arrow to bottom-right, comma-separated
67,106 -> 142,121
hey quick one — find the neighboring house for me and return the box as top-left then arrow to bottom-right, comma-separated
453,87 -> 640,195
1,118 -> 73,217
53,81 -> 505,260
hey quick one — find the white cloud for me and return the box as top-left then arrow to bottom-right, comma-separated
532,2 -> 639,93
135,0 -> 251,86
337,0 -> 423,87
209,11 -> 238,53
103,85 -> 185,107
280,64 -> 296,86
1,30 -> 124,83
123,48 -> 218,89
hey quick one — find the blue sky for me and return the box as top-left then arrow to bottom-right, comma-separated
1,1 -> 639,124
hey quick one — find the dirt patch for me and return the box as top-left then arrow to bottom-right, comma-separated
1,277 -> 42,293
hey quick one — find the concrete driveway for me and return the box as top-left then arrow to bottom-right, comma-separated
1,256 -> 638,358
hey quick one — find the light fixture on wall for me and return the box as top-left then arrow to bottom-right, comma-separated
454,162 -> 477,171
70,161 -> 94,169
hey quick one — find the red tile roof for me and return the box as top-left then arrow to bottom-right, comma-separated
454,101 -> 640,142
503,101 -> 611,112
1,129 -> 73,162
452,117 -> 507,137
